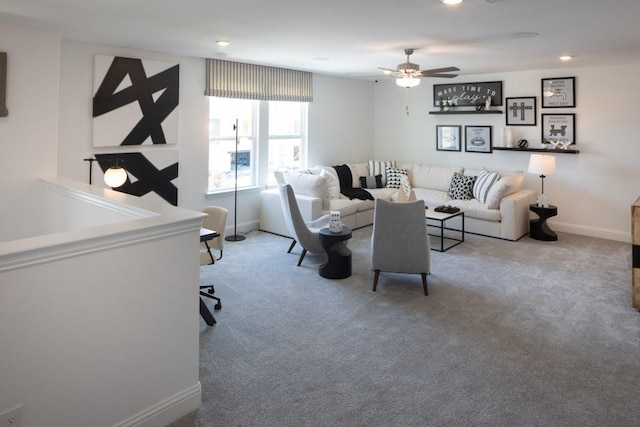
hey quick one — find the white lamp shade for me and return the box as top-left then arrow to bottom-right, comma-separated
527,154 -> 556,176
395,76 -> 420,88
104,167 -> 128,188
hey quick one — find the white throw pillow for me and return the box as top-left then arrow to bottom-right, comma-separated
484,171 -> 524,209
283,171 -> 330,210
320,168 -> 341,199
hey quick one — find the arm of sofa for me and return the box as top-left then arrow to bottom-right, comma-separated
259,188 -> 324,237
499,189 -> 538,240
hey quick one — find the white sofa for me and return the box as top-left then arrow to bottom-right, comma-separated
260,162 -> 537,241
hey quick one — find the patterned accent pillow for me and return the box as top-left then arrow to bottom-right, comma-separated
385,167 -> 409,189
368,160 -> 396,186
473,168 -> 501,204
359,175 -> 383,189
400,173 -> 412,198
448,172 -> 476,200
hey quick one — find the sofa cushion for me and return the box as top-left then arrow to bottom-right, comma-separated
366,188 -> 397,201
408,164 -> 463,191
348,163 -> 369,188
385,166 -> 409,188
359,175 -> 383,189
367,160 -> 395,186
283,170 -> 330,211
448,198 -> 502,222
448,172 -> 476,200
412,188 -> 451,206
320,168 -> 341,199
473,168 -> 501,204
485,171 -> 524,209
327,198 -> 358,216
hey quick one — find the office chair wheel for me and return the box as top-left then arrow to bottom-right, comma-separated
207,287 -> 215,295
214,301 -> 222,310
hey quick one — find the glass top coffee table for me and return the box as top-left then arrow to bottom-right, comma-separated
425,208 -> 464,252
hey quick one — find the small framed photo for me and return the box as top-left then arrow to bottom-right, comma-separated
505,97 -> 536,126
436,125 -> 461,151
541,113 -> 575,145
541,77 -> 575,108
465,126 -> 492,153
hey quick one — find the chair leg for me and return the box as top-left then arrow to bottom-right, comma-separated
287,239 -> 297,253
200,285 -> 222,310
373,270 -> 380,292
421,273 -> 428,296
297,248 -> 307,266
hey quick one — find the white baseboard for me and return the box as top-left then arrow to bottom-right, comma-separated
550,220 -> 631,243
225,219 -> 261,236
115,382 -> 201,427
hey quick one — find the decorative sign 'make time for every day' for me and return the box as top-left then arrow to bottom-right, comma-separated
434,81 -> 503,108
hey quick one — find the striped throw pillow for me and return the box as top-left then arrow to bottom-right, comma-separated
473,168 -> 501,204
368,160 -> 395,186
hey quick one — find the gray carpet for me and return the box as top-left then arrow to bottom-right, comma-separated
171,227 -> 640,427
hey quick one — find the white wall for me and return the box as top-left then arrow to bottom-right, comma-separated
0,23 -> 60,240
373,66 -> 640,242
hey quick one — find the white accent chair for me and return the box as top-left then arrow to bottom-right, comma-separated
279,184 -> 331,266
371,199 -> 431,295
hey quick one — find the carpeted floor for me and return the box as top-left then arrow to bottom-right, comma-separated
171,227 -> 640,427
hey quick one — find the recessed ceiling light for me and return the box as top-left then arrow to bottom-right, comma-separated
216,40 -> 230,47
559,55 -> 573,61
442,0 -> 463,4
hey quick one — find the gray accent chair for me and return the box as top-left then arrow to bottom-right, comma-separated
279,184 -> 331,266
371,199 -> 431,295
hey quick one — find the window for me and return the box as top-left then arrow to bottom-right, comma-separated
208,98 -> 307,192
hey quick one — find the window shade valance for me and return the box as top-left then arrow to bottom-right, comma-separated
205,58 -> 313,102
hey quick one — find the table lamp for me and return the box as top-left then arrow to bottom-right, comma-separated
527,154 -> 556,207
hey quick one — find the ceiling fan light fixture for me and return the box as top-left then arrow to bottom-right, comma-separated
396,76 -> 420,88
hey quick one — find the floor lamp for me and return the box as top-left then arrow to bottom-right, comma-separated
226,118 -> 246,242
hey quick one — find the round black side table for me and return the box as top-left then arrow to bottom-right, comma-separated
529,204 -> 558,241
319,227 -> 352,279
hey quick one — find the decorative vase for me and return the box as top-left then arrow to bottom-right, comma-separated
329,211 -> 343,233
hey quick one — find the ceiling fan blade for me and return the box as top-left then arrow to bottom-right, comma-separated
420,66 -> 460,74
377,66 -> 399,74
420,73 -> 458,78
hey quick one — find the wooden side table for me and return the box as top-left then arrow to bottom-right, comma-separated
529,204 -> 558,241
319,227 -> 352,279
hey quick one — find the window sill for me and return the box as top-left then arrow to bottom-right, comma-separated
205,185 -> 263,197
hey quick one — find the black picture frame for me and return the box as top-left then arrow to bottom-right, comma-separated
541,113 -> 576,145
505,97 -> 536,126
541,77 -> 575,108
0,52 -> 7,117
436,125 -> 461,151
465,126 -> 492,153
433,81 -> 503,108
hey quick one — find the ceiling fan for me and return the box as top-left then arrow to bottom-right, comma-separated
379,48 -> 460,87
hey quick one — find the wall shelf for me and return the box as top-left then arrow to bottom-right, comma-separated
429,110 -> 503,115
493,147 -> 579,154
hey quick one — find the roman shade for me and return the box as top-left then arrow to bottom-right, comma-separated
205,58 -> 313,102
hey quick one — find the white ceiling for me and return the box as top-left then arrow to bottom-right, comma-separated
2,0 -> 640,79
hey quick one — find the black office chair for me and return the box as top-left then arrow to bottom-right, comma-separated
199,219 -> 225,325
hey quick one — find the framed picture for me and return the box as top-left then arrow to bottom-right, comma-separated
465,126 -> 492,153
436,125 -> 461,151
541,77 -> 575,108
505,97 -> 536,126
541,113 -> 575,145
433,81 -> 503,108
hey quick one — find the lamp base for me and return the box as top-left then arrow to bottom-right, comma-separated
537,194 -> 550,208
225,234 -> 246,242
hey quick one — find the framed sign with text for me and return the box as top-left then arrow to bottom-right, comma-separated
434,81 -> 502,108
541,77 -> 575,108
542,113 -> 575,144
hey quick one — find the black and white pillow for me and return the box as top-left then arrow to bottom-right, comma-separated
368,160 -> 395,186
359,175 -> 383,189
385,167 -> 409,188
448,172 -> 476,200
473,168 -> 501,204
